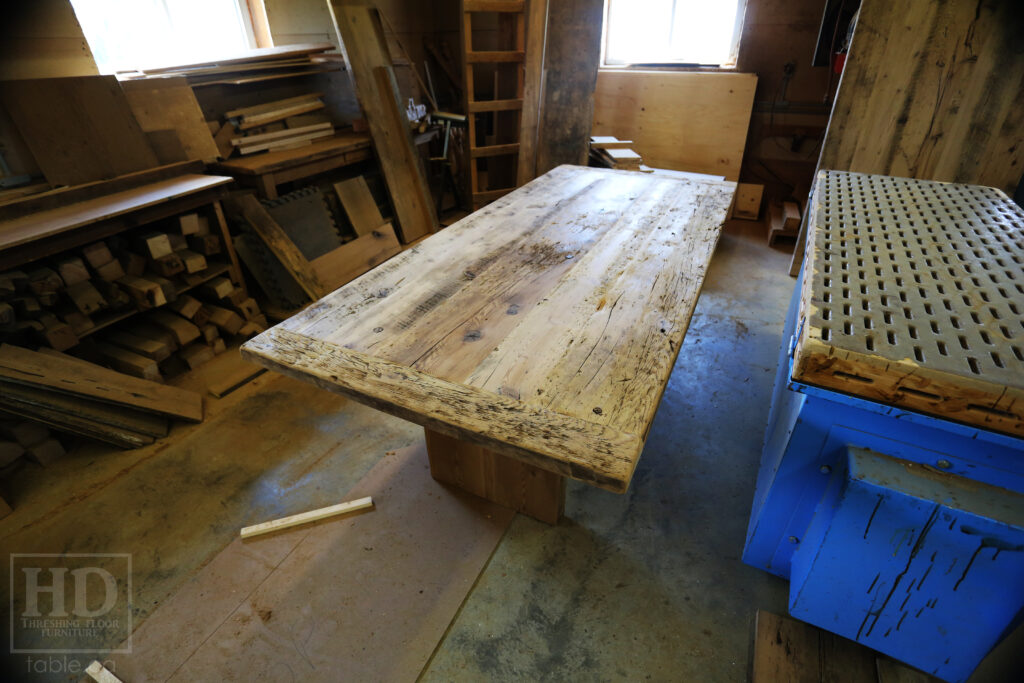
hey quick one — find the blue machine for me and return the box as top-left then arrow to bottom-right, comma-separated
743,278 -> 1024,682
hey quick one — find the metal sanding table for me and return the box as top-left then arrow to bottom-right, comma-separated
744,171 -> 1024,683
242,165 -> 735,523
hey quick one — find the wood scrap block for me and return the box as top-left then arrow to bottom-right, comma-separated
213,122 -> 235,159
0,420 -> 50,447
12,296 -> 42,318
179,213 -> 201,235
200,277 -> 234,300
37,291 -> 59,307
94,258 -> 126,282
151,253 -> 185,277
206,305 -> 244,335
104,329 -> 172,362
732,183 -> 764,221
334,176 -> 385,237
125,322 -> 179,353
605,148 -> 642,168
236,297 -> 261,321
168,233 -> 188,251
146,274 -> 178,304
120,252 -> 146,277
0,275 -> 16,298
179,343 -> 214,370
169,295 -> 202,319
238,321 -> 265,337
146,310 -> 200,345
138,233 -> 173,260
65,282 -> 107,315
82,242 -> 114,268
782,201 -> 801,231
201,323 -> 219,343
188,234 -> 221,256
27,268 -> 63,295
92,341 -> 162,382
178,250 -> 207,274
118,275 -> 166,308
225,287 -> 248,307
56,258 -> 90,287
37,314 -> 78,351
92,280 -> 132,310
192,306 -> 211,327
195,215 -> 210,235
59,310 -> 94,336
0,302 -> 14,325
589,135 -> 635,149
25,437 -> 65,466
209,337 -> 227,355
0,440 -> 24,467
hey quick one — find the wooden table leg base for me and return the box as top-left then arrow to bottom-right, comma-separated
424,429 -> 565,525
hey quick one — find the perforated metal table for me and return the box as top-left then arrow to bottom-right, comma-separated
744,171 -> 1024,683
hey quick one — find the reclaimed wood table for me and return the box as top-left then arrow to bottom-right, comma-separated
242,165 -> 735,522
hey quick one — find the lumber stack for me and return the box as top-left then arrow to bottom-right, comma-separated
0,343 -> 203,450
118,44 -> 340,89
224,94 -> 335,157
588,136 -> 644,170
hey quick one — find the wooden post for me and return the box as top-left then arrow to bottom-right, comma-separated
424,428 -> 565,525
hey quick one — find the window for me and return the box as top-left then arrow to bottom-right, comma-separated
603,0 -> 746,67
70,0 -> 258,74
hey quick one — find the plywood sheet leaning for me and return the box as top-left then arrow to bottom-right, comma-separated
593,71 -> 757,181
0,76 -> 159,186
333,176 -> 385,237
121,77 -> 220,162
330,0 -> 438,243
793,171 -> 1024,437
241,166 -> 736,493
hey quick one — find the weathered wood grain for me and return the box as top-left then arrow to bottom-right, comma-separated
243,165 -> 734,492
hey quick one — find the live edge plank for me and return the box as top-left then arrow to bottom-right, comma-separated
241,327 -> 640,492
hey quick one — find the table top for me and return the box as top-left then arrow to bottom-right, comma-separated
793,170 -> 1024,437
211,132 -> 372,176
242,165 -> 735,492
0,173 -> 233,253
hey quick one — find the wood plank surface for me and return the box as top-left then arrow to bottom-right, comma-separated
209,132 -> 371,175
242,166 -> 734,492
0,174 -> 233,253
331,0 -> 438,242
0,344 -> 202,422
0,76 -> 159,186
593,71 -> 757,181
121,77 -> 220,163
516,0 -> 548,185
752,611 -> 876,683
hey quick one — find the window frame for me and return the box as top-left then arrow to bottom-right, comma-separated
600,0 -> 748,71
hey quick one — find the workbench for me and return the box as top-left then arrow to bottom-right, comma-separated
744,171 -> 1024,683
209,132 -> 372,199
242,165 -> 735,523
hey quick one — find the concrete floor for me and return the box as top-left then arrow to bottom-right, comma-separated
2,222 -> 1011,680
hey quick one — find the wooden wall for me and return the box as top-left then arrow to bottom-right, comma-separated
818,0 -> 1024,195
593,71 -> 756,181
0,0 -> 98,79
734,0 -> 835,203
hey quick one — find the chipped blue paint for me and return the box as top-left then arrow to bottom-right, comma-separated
743,276 -> 1024,683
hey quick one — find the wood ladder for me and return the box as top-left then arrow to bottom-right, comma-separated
461,0 -> 527,209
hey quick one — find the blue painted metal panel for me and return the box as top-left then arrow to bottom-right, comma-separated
789,447 -> 1024,683
743,274 -> 1024,680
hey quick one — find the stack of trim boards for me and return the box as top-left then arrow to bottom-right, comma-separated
226,94 -> 334,156
588,136 -> 643,170
118,44 -> 340,88
0,344 -> 203,448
